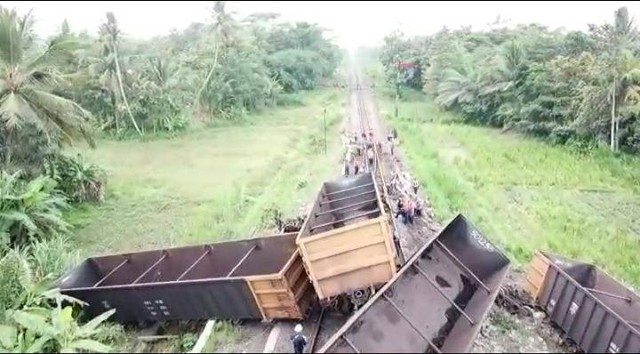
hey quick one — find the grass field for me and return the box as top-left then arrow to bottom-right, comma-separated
66,88 -> 346,257
376,88 -> 640,287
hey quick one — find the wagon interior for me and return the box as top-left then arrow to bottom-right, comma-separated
58,234 -> 298,290
300,173 -> 381,237
543,252 -> 640,330
321,214 -> 510,353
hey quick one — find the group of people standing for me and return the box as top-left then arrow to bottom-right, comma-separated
393,176 -> 423,225
343,130 -> 377,177
341,127 -> 423,226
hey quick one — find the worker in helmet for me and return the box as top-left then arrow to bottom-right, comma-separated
291,324 -> 307,354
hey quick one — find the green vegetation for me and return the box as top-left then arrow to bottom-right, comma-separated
371,5 -> 640,286
203,321 -> 241,353
0,250 -> 115,353
375,88 -> 640,285
0,0 -> 344,351
378,7 -> 640,154
68,88 -> 344,255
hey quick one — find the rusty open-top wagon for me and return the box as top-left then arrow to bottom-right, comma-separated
57,233 -> 312,324
296,172 -> 399,303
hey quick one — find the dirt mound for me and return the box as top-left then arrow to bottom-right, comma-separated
472,272 -> 579,353
261,207 -> 305,233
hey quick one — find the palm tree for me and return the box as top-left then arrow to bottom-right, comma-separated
484,41 -> 527,95
96,12 -> 142,136
0,7 -> 95,168
435,66 -> 482,108
609,7 -> 637,151
194,1 -> 238,117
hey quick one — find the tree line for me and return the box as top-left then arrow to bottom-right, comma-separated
0,2 -> 341,351
379,7 -> 640,154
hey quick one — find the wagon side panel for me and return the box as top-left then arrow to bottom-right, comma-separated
298,217 -> 395,299
62,278 -> 263,324
283,252 -> 314,315
319,214 -> 511,354
535,253 -> 640,354
525,251 -> 551,302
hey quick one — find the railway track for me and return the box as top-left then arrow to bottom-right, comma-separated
308,308 -> 326,353
350,68 -> 405,265
303,67 -> 411,353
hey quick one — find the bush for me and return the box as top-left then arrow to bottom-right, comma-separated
0,251 -> 117,353
0,171 -> 69,249
44,154 -> 106,204
0,250 -> 29,315
93,322 -> 128,351
1,295 -> 116,353
28,236 -> 79,282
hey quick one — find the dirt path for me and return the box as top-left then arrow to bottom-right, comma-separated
355,68 -> 440,259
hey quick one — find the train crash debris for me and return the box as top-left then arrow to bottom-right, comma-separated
56,233 -> 313,324
318,214 -> 511,353
527,251 -> 640,353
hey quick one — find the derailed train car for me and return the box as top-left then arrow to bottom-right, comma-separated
318,214 -> 511,353
526,251 -> 640,353
296,172 -> 399,303
56,233 -> 313,324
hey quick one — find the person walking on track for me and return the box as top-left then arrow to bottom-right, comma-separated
344,151 -> 350,177
366,147 -> 375,172
353,133 -> 362,157
291,324 -> 307,354
387,133 -> 395,156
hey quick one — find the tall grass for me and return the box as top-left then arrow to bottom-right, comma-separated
376,86 -> 640,286
203,321 -> 242,353
66,88 -> 345,256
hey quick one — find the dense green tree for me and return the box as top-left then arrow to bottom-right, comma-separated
0,7 -> 94,172
379,6 -> 640,153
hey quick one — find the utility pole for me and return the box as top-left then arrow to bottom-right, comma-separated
323,107 -> 327,154
395,64 -> 400,119
393,60 -> 416,119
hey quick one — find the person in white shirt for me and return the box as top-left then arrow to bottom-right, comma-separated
367,148 -> 375,172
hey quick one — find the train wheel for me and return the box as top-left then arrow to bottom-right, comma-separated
349,288 -> 372,310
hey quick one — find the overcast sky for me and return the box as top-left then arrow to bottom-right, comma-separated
2,1 -> 640,49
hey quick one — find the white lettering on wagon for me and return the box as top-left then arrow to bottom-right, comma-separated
471,229 -> 495,252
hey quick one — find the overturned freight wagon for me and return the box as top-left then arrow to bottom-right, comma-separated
526,251 -> 640,353
56,233 -> 313,324
318,214 -> 511,353
296,172 -> 398,302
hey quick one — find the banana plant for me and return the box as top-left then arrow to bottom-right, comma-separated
2,304 -> 115,353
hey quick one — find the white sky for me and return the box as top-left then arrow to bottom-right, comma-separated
2,1 -> 640,50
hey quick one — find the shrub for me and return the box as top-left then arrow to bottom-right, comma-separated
28,236 -> 79,283
0,252 -> 117,353
0,171 -> 69,249
0,250 -> 29,315
44,154 -> 106,204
